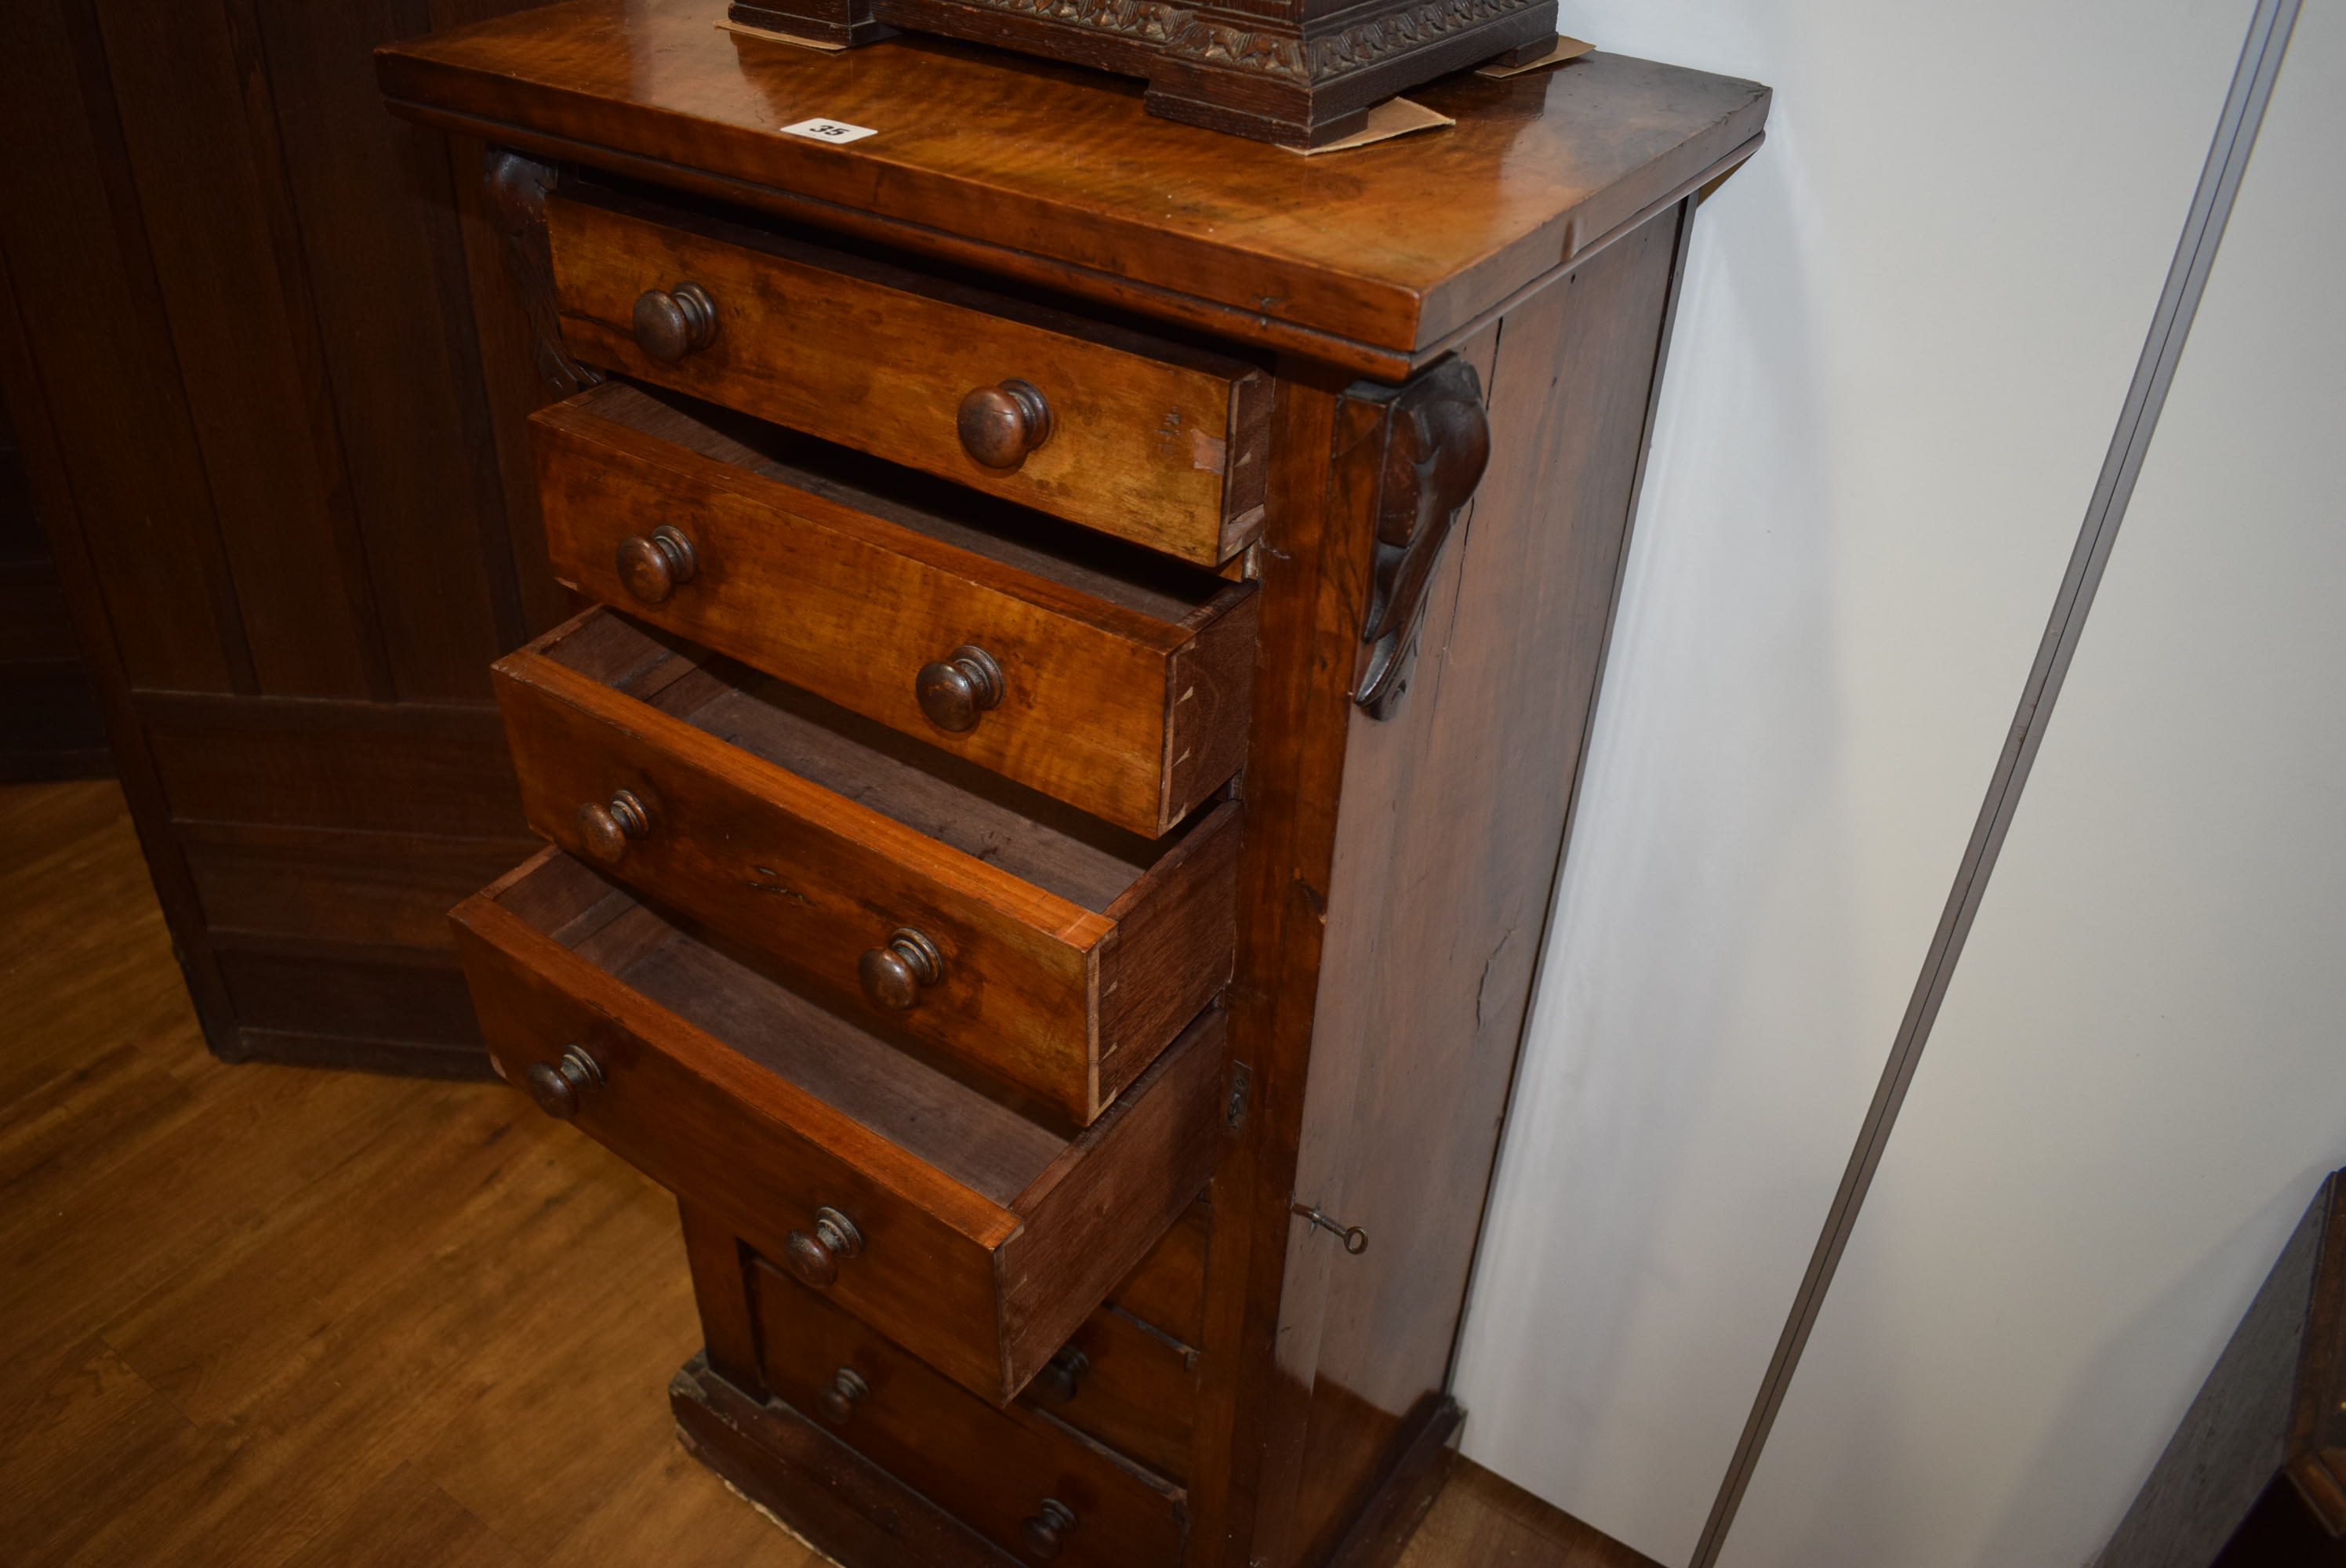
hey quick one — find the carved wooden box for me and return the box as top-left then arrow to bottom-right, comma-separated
729,0 -> 1561,146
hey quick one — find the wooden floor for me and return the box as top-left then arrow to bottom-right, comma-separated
0,779 -> 1654,1568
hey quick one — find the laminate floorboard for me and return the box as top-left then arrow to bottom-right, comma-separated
0,779 -> 1654,1568
1396,1461 -> 1662,1568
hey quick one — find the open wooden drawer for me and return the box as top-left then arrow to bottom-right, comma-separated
492,608 -> 1240,1124
452,847 -> 1225,1404
543,186 -> 1272,566
531,381 -> 1258,838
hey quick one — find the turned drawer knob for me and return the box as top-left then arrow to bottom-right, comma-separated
1021,1499 -> 1077,1561
815,1367 -> 869,1425
524,1044 -> 605,1120
1035,1346 -> 1089,1403
858,927 -> 943,1011
631,281 -> 717,362
915,645 -> 1004,733
957,379 -> 1051,469
782,1205 -> 864,1289
576,788 -> 656,864
615,524 -> 698,604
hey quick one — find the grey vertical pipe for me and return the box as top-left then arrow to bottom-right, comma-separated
1685,3 -> 2305,1563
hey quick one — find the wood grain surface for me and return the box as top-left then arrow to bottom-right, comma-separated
0,780 -> 819,1568
547,189 -> 1267,564
453,851 -> 1019,1404
373,0 -> 1769,374
1019,1297 -> 1204,1484
1269,205 -> 1689,1563
452,848 -> 1226,1403
0,405 -> 108,781
749,1266 -> 1187,1568
1110,1198 -> 1211,1348
0,0 -> 561,1076
494,609 -> 1239,1123
0,776 -> 1650,1568
532,381 -> 1257,837
674,1353 -> 1030,1568
1393,1465 -> 1658,1568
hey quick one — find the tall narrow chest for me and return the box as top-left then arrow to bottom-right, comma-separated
376,13 -> 1768,1563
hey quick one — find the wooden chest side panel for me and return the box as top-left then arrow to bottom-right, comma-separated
1273,201 -> 1690,1564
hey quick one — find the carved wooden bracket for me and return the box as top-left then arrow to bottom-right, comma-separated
1350,355 -> 1491,720
482,147 -> 603,397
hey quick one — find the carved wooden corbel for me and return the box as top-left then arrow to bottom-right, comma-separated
482,147 -> 603,396
1349,355 -> 1491,719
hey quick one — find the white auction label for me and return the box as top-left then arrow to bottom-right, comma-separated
779,117 -> 877,144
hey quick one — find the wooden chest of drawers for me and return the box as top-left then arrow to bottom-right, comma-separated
379,11 -> 1768,1566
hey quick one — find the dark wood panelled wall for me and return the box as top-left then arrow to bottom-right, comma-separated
0,403 -> 109,780
0,0 -> 564,1073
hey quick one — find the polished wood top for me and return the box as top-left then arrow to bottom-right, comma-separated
376,0 -> 1767,376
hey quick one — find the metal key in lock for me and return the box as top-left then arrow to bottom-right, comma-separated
1291,1201 -> 1368,1254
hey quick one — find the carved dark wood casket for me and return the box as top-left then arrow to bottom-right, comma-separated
729,0 -> 1562,146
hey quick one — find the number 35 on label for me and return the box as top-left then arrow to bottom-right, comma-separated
779,118 -> 877,144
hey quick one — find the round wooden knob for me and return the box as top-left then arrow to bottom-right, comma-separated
576,789 -> 655,864
956,379 -> 1051,469
815,1367 -> 869,1425
614,525 -> 698,604
914,645 -> 1004,733
858,927 -> 943,1011
523,1044 -> 605,1120
1035,1347 -> 1088,1403
782,1206 -> 863,1289
1021,1500 -> 1077,1561
631,281 -> 717,362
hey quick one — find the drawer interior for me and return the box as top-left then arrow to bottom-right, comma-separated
541,608 -> 1212,916
512,850 -> 1070,1196
597,380 -> 1237,626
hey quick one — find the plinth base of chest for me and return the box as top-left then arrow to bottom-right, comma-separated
670,1352 -> 1465,1568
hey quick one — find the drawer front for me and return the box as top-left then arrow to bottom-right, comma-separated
494,609 -> 1242,1123
755,1262 -> 1186,1568
1020,1305 -> 1200,1486
452,848 -> 1228,1403
532,383 -> 1258,838
544,191 -> 1269,566
1020,1193 -> 1208,1485
452,859 -> 1008,1395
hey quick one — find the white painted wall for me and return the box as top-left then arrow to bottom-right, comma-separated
1719,7 -> 2346,1563
1450,2 -> 2261,1563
